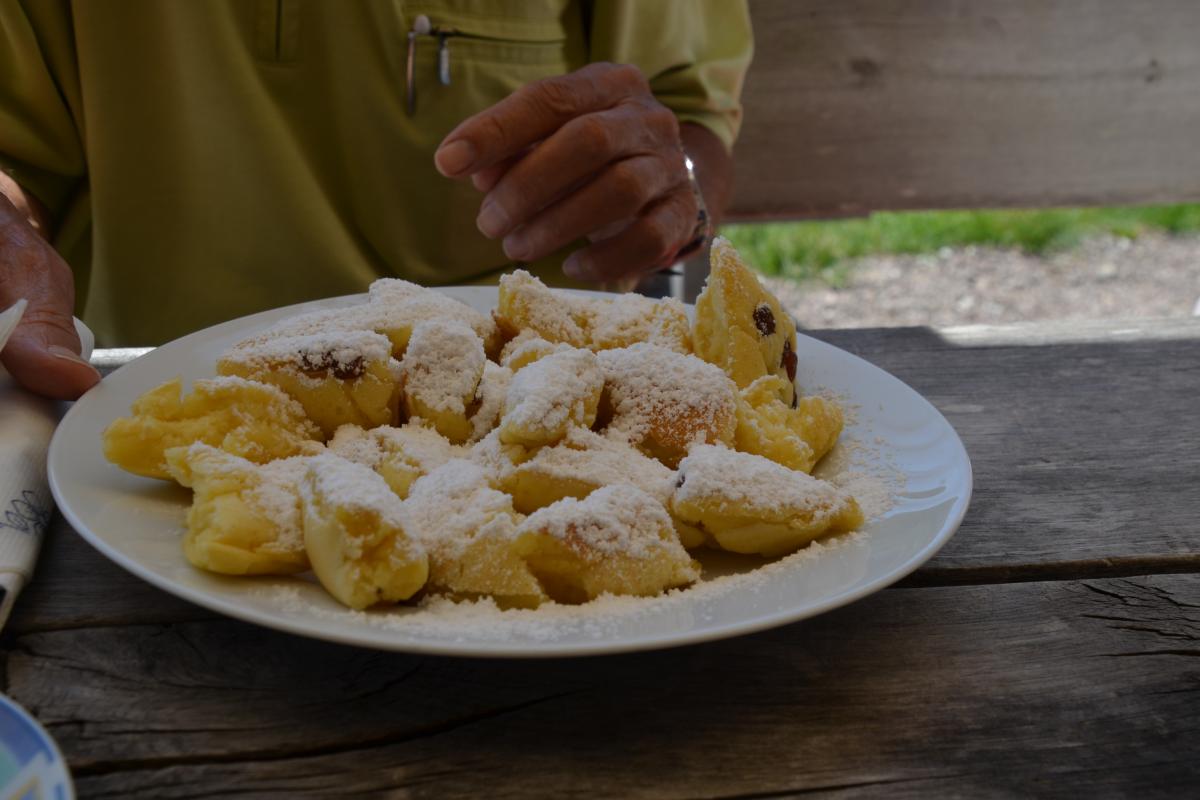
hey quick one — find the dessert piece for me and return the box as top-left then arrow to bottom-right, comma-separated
693,237 -> 799,406
735,376 -> 843,473
103,376 -> 322,479
468,362 -> 513,443
496,269 -> 593,347
234,280 -> 501,359
514,484 -> 700,603
508,426 -> 674,514
670,444 -> 863,557
368,278 -> 502,357
587,292 -> 691,354
597,343 -> 737,467
467,428 -> 531,490
327,423 -> 461,499
164,443 -> 311,575
498,347 -> 604,447
400,320 -> 486,444
404,460 -> 547,608
496,269 -> 691,354
217,330 -> 401,437
499,331 -> 572,373
300,453 -> 428,610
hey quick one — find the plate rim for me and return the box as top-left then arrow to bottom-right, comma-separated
49,290 -> 973,658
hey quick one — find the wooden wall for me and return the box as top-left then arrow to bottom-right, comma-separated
729,0 -> 1200,219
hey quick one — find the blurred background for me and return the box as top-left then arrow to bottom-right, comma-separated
719,0 -> 1200,328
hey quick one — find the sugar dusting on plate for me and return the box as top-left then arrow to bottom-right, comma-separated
246,389 -> 898,645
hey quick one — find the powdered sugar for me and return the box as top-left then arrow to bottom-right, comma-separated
675,443 -> 853,519
598,343 -> 736,445
500,348 -> 602,441
299,452 -> 409,532
517,484 -> 675,561
516,427 -> 675,504
220,330 -> 392,387
404,459 -> 518,558
401,321 -> 485,415
469,362 -> 512,443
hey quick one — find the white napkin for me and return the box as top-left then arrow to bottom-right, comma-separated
0,300 -> 94,628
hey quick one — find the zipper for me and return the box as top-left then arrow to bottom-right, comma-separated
406,15 -> 458,116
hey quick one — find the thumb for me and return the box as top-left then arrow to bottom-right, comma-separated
2,296 -> 100,400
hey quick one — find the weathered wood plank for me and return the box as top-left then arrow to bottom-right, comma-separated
731,0 -> 1200,218
808,319 -> 1200,577
7,574 -> 1197,797
15,319 -> 1200,631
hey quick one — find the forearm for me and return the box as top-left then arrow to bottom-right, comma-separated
0,171 -> 51,239
680,122 -> 734,228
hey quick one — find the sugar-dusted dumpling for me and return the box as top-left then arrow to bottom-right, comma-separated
670,444 -> 863,557
400,320 -> 486,444
164,443 -> 311,575
300,453 -> 428,610
514,484 -> 699,603
597,343 -> 737,467
495,269 -> 691,354
103,376 -> 322,479
498,347 -> 603,447
404,459 -> 547,608
496,269 -> 593,347
735,375 -> 843,473
508,427 -> 674,514
327,423 -> 461,499
693,237 -> 799,406
217,330 -> 401,437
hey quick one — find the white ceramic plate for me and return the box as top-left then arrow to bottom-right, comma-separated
49,288 -> 971,658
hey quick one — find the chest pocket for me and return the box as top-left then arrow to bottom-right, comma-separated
401,0 -> 586,118
253,0 -> 301,62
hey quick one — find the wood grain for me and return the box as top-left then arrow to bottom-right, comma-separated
731,0 -> 1200,218
7,574 -> 1197,798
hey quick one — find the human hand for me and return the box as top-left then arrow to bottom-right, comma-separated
434,62 -> 700,283
0,195 -> 100,400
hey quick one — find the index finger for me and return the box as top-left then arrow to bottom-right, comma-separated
434,62 -> 648,177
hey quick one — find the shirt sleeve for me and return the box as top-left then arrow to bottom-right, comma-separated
587,0 -> 753,151
0,0 -> 86,222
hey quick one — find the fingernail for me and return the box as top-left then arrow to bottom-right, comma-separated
563,254 -> 594,281
435,139 -> 475,175
476,201 -> 510,239
48,345 -> 99,373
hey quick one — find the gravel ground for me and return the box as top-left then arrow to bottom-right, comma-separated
762,232 -> 1200,329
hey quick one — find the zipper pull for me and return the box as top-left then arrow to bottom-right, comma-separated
405,14 -> 432,116
437,32 -> 451,86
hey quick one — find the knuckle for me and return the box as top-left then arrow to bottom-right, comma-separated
576,116 -> 614,155
613,62 -> 649,91
607,161 -> 648,209
530,75 -> 578,117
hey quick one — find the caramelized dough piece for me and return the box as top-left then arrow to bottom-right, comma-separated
164,443 -> 311,575
597,343 -> 737,467
508,426 -> 674,514
693,237 -> 799,405
735,376 -> 843,473
233,280 -> 500,359
670,444 -> 863,557
102,376 -> 322,479
217,330 -> 401,437
300,453 -> 428,610
328,423 -> 462,499
400,320 -> 486,444
498,348 -> 603,447
514,484 -> 699,604
405,460 -> 547,608
496,269 -> 691,354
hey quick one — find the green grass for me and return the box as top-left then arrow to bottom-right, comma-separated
721,204 -> 1200,286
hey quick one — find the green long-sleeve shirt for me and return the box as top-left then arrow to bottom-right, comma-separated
1,0 -> 751,345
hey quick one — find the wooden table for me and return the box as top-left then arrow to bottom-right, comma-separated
7,318 -> 1199,797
